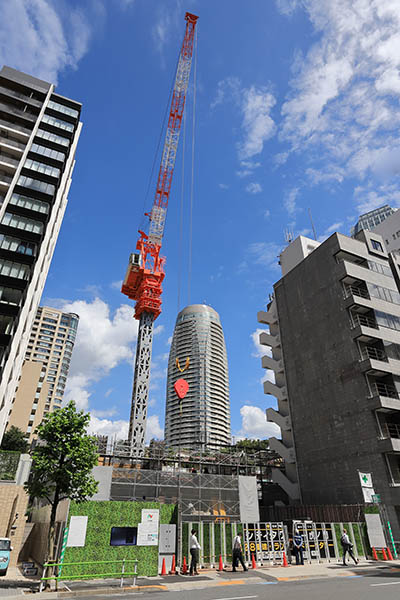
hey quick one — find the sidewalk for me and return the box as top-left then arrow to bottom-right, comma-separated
0,559 -> 399,598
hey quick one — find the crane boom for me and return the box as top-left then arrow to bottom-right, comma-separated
121,12 -> 198,455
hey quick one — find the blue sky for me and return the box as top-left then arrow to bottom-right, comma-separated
1,0 -> 400,442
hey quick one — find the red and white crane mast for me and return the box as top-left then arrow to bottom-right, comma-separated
121,12 -> 198,455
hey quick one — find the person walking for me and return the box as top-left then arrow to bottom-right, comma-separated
293,529 -> 304,565
232,532 -> 248,572
340,528 -> 358,566
189,528 -> 201,575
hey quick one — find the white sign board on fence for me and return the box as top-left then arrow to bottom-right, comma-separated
66,516 -> 88,547
159,524 -> 176,553
365,513 -> 386,548
137,522 -> 158,546
362,487 -> 376,503
239,476 -> 260,523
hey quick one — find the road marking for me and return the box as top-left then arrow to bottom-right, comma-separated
371,581 -> 400,587
217,580 -> 245,586
210,596 -> 258,600
256,581 -> 278,584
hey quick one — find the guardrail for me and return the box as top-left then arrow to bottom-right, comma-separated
40,558 -> 138,591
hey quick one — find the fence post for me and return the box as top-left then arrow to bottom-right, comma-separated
58,525 -> 69,578
120,558 -> 125,588
39,564 -> 47,593
133,560 -> 137,587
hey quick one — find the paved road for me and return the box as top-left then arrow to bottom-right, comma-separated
83,572 -> 400,600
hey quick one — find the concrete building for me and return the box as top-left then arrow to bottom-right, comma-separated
351,204 -> 395,237
0,66 -> 82,442
6,306 -> 78,440
165,304 -> 231,449
259,230 -> 400,536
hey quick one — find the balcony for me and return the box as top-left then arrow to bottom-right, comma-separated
271,467 -> 300,500
361,346 -> 387,362
261,354 -> 284,373
370,381 -> 399,400
266,407 -> 291,431
0,170 -> 12,184
0,135 -> 25,151
0,118 -> 30,135
351,313 -> 378,329
0,85 -> 42,108
379,422 -> 400,452
344,284 -> 370,300
269,437 -> 296,463
259,331 -> 280,348
0,152 -> 18,167
263,380 -> 287,401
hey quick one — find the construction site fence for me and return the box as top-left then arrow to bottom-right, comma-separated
180,521 -> 369,567
262,504 -> 365,524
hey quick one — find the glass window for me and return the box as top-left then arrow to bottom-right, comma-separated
30,143 -> 65,162
0,259 -> 29,279
47,100 -> 79,119
42,113 -> 74,132
17,175 -> 55,196
43,317 -> 57,323
0,286 -> 22,305
371,239 -> 383,251
24,158 -> 60,178
2,212 -> 44,234
36,128 -> 69,147
0,234 -> 36,256
9,193 -> 49,214
0,314 -> 13,334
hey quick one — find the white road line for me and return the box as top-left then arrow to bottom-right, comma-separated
370,581 -> 400,587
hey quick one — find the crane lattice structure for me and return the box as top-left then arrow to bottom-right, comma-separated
121,12 -> 198,456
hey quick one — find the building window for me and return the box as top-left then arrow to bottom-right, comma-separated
42,113 -> 74,132
47,100 -> 79,119
0,314 -> 13,334
0,286 -> 22,305
371,239 -> 383,252
0,259 -> 29,279
17,175 -> 55,196
30,143 -> 65,162
43,317 -> 57,324
0,234 -> 36,256
2,212 -> 44,235
24,158 -> 60,178
36,128 -> 70,147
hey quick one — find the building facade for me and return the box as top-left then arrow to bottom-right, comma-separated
0,66 -> 82,442
165,304 -> 231,449
6,306 -> 78,439
259,231 -> 400,536
351,204 -> 395,237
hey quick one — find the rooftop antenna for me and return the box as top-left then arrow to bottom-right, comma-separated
308,207 -> 317,241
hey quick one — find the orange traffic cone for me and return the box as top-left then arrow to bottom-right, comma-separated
282,552 -> 288,567
387,547 -> 394,561
251,553 -> 257,569
182,556 -> 188,574
161,557 -> 167,575
218,555 -> 224,571
170,554 -> 176,574
382,548 -> 388,561
372,547 -> 378,560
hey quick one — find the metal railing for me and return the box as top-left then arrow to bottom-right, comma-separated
351,314 -> 378,329
370,381 -> 399,399
0,85 -> 42,107
0,153 -> 18,166
0,170 -> 12,183
40,558 -> 138,590
381,422 -> 400,439
0,135 -> 25,150
0,118 -> 30,135
344,285 -> 370,300
361,346 -> 388,362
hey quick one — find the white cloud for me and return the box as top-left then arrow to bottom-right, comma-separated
354,183 -> 400,214
246,182 -> 262,194
284,187 -> 299,215
264,209 -> 271,219
151,0 -> 184,57
88,416 -> 129,440
251,328 -> 271,358
276,0 -> 300,16
167,336 -> 173,346
111,280 -> 123,290
0,0 -> 95,84
279,0 -> 400,191
237,405 -> 280,440
146,415 -> 164,442
325,221 -> 343,235
247,242 -> 281,270
219,183 -> 229,190
212,77 -> 276,162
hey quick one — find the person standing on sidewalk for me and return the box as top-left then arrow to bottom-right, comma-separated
189,529 -> 201,575
293,529 -> 304,565
340,529 -> 358,566
232,532 -> 248,572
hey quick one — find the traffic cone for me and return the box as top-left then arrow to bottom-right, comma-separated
387,547 -> 394,561
182,556 -> 188,574
251,553 -> 257,569
218,555 -> 223,571
282,552 -> 288,567
161,557 -> 167,575
382,548 -> 388,561
170,554 -> 176,574
372,547 -> 378,560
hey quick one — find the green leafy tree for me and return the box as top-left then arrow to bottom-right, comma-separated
235,438 -> 269,451
25,401 -> 99,563
1,425 -> 29,452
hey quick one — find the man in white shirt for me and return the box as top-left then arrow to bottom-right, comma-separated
189,528 -> 201,575
232,532 -> 248,572
340,528 -> 358,566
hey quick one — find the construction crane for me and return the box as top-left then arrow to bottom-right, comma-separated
121,12 -> 198,456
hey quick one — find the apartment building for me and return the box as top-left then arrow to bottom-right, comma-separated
258,230 -> 400,537
6,306 -> 78,439
0,66 -> 82,441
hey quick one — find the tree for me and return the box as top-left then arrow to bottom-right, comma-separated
235,438 -> 270,451
1,425 -> 29,452
25,401 -> 98,565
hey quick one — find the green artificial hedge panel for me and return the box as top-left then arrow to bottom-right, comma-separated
225,525 -> 233,562
182,523 -> 189,564
351,523 -> 363,556
203,524 -> 210,563
63,501 -> 176,578
334,523 -> 342,552
214,524 -> 222,559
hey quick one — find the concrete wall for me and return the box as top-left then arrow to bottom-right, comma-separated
0,482 -> 29,567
